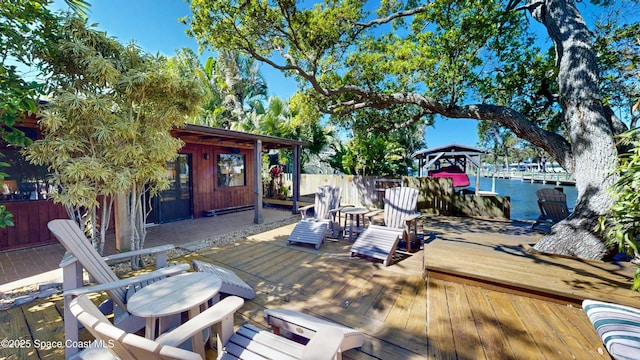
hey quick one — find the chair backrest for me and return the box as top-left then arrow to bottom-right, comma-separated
383,187 -> 419,229
69,294 -> 200,360
536,188 -> 567,204
539,200 -> 569,222
48,219 -> 128,309
536,188 -> 569,222
314,185 -> 342,220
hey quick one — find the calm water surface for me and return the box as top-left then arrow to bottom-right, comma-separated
469,176 -> 577,222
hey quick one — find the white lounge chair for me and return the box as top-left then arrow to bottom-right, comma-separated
48,219 -> 190,359
69,293 -> 353,360
287,185 -> 342,250
583,299 -> 640,360
350,187 -> 420,266
192,259 -> 255,300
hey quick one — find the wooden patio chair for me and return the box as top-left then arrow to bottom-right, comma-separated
532,188 -> 570,233
69,293 -> 352,360
350,187 -> 420,266
48,219 -> 190,359
287,185 -> 343,250
264,308 -> 365,357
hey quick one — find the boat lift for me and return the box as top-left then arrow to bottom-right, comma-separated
412,143 -> 496,196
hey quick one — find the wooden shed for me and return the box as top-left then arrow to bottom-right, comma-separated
0,120 -> 305,251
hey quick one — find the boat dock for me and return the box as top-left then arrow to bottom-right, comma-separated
483,171 -> 576,186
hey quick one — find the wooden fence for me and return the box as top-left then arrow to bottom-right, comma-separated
294,174 -> 510,219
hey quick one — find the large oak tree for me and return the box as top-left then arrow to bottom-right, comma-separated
186,0 -> 637,260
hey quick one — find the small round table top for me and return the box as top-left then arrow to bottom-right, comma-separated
127,272 -> 222,318
341,207 -> 369,215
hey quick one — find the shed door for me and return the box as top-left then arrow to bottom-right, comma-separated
158,154 -> 193,223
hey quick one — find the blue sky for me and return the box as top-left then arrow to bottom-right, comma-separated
50,0 -> 483,149
47,1 -> 640,149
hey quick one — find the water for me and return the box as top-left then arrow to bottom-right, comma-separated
469,176 -> 577,221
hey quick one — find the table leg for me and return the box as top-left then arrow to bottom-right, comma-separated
349,214 -> 355,242
146,317 -> 156,340
188,306 -> 206,359
342,213 -> 348,239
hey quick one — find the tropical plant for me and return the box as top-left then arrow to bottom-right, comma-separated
25,16 -> 204,256
0,155 -> 13,227
1,0 -> 89,227
1,0 -> 89,144
598,128 -> 640,289
217,50 -> 268,123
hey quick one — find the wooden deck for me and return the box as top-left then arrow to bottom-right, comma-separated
188,225 -> 427,359
423,216 -> 639,359
2,216 -> 637,359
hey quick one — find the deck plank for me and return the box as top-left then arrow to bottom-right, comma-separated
514,295 -> 578,359
0,306 -> 39,359
465,285 -> 516,359
427,278 -> 456,359
444,281 -> 486,360
424,216 -> 640,307
534,300 -> 609,359
21,297 -> 65,359
483,289 -> 543,357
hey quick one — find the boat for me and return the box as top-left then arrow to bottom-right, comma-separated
428,165 -> 470,191
413,143 -> 495,195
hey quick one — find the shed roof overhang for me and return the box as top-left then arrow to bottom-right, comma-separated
172,124 -> 307,150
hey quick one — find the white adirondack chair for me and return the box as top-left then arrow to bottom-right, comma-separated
350,187 -> 420,266
48,219 -> 190,359
287,185 -> 343,250
69,294 -> 353,360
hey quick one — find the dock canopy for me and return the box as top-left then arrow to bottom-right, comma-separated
412,143 -> 488,176
412,143 -> 489,194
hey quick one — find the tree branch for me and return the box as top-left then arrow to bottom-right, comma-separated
514,0 -> 544,13
321,86 -> 573,169
355,5 -> 430,28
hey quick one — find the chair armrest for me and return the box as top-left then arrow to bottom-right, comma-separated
63,264 -> 189,297
365,210 -> 383,224
155,296 -> 244,347
301,326 -> 345,360
102,244 -> 175,268
298,204 -> 315,219
404,213 -> 421,224
328,205 -> 354,220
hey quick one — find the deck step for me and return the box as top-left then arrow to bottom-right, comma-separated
203,205 -> 254,217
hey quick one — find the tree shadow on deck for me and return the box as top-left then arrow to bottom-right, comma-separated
423,215 -> 639,306
426,278 -> 608,359
190,223 -> 428,359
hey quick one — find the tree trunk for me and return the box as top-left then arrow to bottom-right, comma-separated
529,0 -> 619,259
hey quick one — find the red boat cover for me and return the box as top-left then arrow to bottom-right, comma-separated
428,166 -> 470,188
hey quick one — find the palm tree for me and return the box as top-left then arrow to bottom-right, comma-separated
64,0 -> 90,16
217,50 -> 267,124
176,49 -> 267,129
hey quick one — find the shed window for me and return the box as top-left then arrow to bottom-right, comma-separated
217,153 -> 245,187
0,147 -> 54,202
